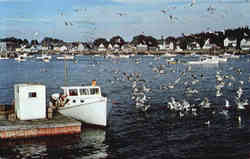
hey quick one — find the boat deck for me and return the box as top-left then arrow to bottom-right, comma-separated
0,112 -> 81,139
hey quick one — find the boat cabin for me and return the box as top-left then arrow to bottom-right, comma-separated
61,86 -> 102,97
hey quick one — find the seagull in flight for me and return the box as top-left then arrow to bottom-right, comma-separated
116,12 -> 127,16
190,0 -> 196,7
207,5 -> 216,14
161,10 -> 167,14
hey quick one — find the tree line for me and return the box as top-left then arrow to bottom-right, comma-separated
1,26 -> 249,49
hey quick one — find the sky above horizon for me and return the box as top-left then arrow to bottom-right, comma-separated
0,0 -> 249,42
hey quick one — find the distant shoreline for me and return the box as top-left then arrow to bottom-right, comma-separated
2,48 -> 250,58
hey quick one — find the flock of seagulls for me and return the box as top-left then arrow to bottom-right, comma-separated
99,54 -> 250,128
159,0 -> 250,25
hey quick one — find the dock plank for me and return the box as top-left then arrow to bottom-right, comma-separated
0,112 -> 81,139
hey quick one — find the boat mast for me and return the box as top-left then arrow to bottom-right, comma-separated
64,56 -> 68,86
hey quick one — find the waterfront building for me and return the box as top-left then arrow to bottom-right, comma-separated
202,39 -> 212,49
136,43 -> 148,52
158,39 -> 167,50
60,45 -> 68,52
77,43 -> 87,51
158,43 -> 166,50
0,42 -> 7,52
108,43 -> 113,50
41,46 -> 49,51
121,44 -> 134,53
158,37 -> 174,51
15,45 -> 31,53
98,43 -> 106,52
53,46 -> 61,52
175,45 -> 183,52
224,37 -> 237,48
148,46 -> 158,51
23,46 -> 32,53
113,44 -> 120,52
187,41 -> 201,50
15,48 -> 22,52
168,42 -> 174,50
240,38 -> 250,50
30,45 -> 41,53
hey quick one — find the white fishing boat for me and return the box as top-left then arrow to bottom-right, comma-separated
188,56 -> 219,64
119,54 -> 130,58
49,81 -> 108,127
36,54 -> 52,60
15,56 -> 26,62
42,58 -> 50,63
166,57 -> 175,62
21,53 -> 33,58
56,55 -> 74,60
161,53 -> 176,57
217,56 -> 227,62
223,53 -> 240,59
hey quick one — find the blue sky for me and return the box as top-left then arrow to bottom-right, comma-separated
0,0 -> 249,42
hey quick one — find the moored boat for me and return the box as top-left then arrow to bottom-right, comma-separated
188,56 -> 219,64
36,54 -> 52,60
49,81 -> 109,127
15,56 -> 26,62
56,55 -> 74,60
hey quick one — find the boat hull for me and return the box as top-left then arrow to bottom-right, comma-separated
56,56 -> 74,60
57,98 -> 108,127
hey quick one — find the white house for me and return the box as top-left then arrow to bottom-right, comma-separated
158,40 -> 167,50
31,45 -> 42,53
224,37 -> 237,48
23,48 -> 32,52
78,43 -> 87,51
113,44 -> 120,50
53,46 -> 61,52
136,43 -> 148,51
202,39 -> 212,49
168,42 -> 174,50
240,38 -> 250,50
175,45 -> 183,52
30,45 -> 37,53
14,83 -> 46,120
0,42 -> 7,52
187,41 -> 201,50
108,43 -> 113,50
41,46 -> 49,51
121,44 -> 134,53
98,43 -> 106,52
60,45 -> 68,52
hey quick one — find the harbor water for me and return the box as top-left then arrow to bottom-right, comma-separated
1,54 -> 250,158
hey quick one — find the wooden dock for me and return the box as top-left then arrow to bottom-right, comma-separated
0,112 -> 81,139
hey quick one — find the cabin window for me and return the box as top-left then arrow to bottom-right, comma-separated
69,89 -> 78,96
90,88 -> 99,95
80,89 -> 89,95
80,100 -> 84,103
72,100 -> 76,103
28,92 -> 37,98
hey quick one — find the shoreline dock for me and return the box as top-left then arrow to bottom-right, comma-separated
0,112 -> 81,139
